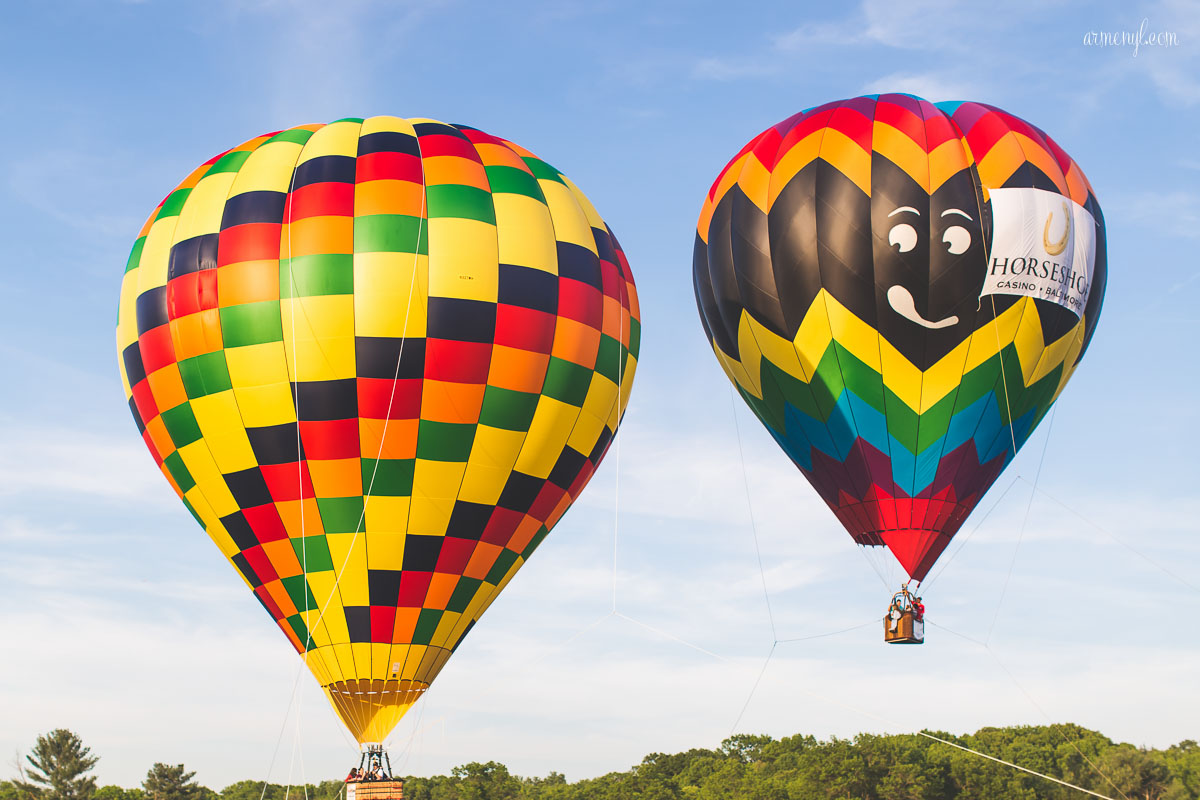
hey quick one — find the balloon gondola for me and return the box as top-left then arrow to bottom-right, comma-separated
344,744 -> 404,800
692,94 -> 1106,640
884,585 -> 924,645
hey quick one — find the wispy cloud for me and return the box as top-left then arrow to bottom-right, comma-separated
863,72 -> 979,102
1143,58 -> 1200,106
576,421 -> 829,529
855,0 -> 987,52
771,18 -> 866,52
215,0 -> 449,124
688,13 -> 864,82
690,57 -> 778,82
0,604 -> 334,787
1111,189 -> 1200,239
1136,0 -> 1200,104
0,423 -> 171,506
0,548 -> 242,613
5,149 -> 151,240
693,0 -> 992,83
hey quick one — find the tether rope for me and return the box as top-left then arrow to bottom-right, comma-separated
260,134 -> 324,800
728,617 -> 881,734
727,384 -> 778,639
920,472 -> 1021,592
985,406 -> 1057,644
724,617 -> 1121,799
928,620 -> 1132,800
388,690 -> 428,769
293,697 -> 310,800
282,704 -> 302,800
990,296 -> 1021,460
856,540 -> 897,591
258,662 -> 308,800
612,274 -> 626,614
729,642 -> 775,733
774,619 -> 878,644
1027,480 -> 1200,596
917,731 -> 1120,800
613,611 -> 727,661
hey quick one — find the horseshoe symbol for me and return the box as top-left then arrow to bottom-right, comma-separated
1043,201 -> 1071,256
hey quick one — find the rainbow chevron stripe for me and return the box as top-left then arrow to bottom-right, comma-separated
694,95 -> 1106,581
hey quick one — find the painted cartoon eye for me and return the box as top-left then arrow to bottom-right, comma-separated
888,223 -> 917,253
943,226 -> 971,255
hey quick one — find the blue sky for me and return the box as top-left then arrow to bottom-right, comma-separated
1,0 -> 1198,791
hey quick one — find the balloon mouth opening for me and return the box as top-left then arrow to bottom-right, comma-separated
325,678 -> 431,743
328,681 -> 430,697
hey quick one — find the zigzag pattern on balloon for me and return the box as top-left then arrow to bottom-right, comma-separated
697,95 -> 1095,243
714,289 -> 1085,416
712,290 -> 1086,493
705,285 -> 1093,578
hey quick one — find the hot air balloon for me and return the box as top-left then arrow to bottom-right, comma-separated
117,116 -> 639,741
692,95 -> 1105,639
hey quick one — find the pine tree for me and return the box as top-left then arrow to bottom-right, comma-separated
15,729 -> 98,800
141,765 -> 202,800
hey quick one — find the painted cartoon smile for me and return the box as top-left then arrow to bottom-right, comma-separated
886,285 -> 959,329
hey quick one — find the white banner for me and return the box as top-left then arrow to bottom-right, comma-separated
981,187 -> 1096,318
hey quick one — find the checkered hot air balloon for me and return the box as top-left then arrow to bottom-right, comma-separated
117,116 -> 639,743
693,94 -> 1106,583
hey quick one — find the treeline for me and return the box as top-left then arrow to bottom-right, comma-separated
5,725 -> 1200,800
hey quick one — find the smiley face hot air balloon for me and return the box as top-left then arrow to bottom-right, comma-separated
693,95 -> 1105,587
117,116 -> 639,743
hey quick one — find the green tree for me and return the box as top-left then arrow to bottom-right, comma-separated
15,729 -> 98,800
1092,746 -> 1170,800
1,781 -> 34,800
311,781 -> 344,800
26,724 -> 1200,800
217,783 -> 322,800
1161,740 -> 1200,800
217,781 -> 271,800
142,765 -> 205,800
94,787 -> 145,800
450,762 -> 521,800
718,734 -> 773,764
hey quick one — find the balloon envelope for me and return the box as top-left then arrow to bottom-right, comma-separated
693,95 -> 1105,581
117,116 -> 640,742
